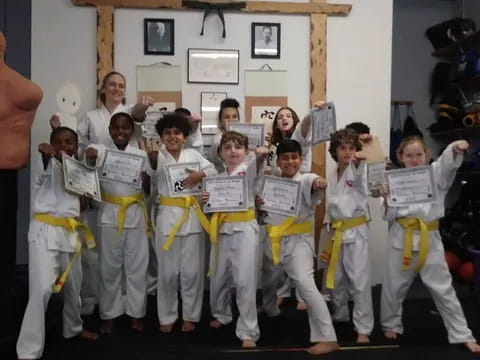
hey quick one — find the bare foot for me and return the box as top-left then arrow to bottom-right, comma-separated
181,320 -> 196,332
357,333 -> 370,344
159,323 -> 174,333
307,341 -> 339,355
78,329 -> 99,340
465,342 -> 480,353
99,319 -> 114,334
130,318 -> 144,332
276,297 -> 285,306
209,319 -> 223,328
384,330 -> 398,340
242,339 -> 257,348
296,301 -> 307,311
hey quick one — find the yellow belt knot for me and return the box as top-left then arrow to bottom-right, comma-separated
396,217 -> 439,272
209,208 -> 256,244
102,192 -> 150,236
266,217 -> 312,265
321,215 -> 368,289
33,213 -> 95,293
159,196 -> 210,250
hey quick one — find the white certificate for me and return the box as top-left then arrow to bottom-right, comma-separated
100,149 -> 145,189
141,111 -> 162,139
367,161 -> 386,191
227,123 -> 265,149
311,102 -> 336,145
203,176 -> 248,213
386,165 -> 437,207
165,162 -> 202,197
260,176 -> 301,217
62,154 -> 102,202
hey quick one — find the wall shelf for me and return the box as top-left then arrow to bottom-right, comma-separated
432,30 -> 480,58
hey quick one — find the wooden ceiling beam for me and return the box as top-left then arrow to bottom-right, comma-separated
72,0 -> 351,15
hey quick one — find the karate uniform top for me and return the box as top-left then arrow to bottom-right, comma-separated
324,160 -> 369,245
31,156 -> 80,253
382,143 -> 463,251
86,143 -> 148,228
155,147 -> 217,236
77,103 -> 141,153
217,152 -> 259,235
261,172 -> 322,258
186,126 -> 204,155
267,119 -> 312,175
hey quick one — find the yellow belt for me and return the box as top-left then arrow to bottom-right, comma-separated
320,215 -> 368,289
266,217 -> 312,265
102,192 -> 150,236
396,218 -> 439,272
209,208 -> 256,244
33,213 -> 95,293
159,196 -> 210,250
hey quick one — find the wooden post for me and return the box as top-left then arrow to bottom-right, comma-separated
310,0 -> 327,242
96,5 -> 114,95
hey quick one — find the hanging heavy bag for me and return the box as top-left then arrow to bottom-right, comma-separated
390,104 -> 403,167
403,104 -> 423,138
425,18 -> 476,50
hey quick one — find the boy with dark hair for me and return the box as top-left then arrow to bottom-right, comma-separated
17,127 -> 98,360
153,112 -> 216,333
259,139 -> 338,355
322,128 -> 374,343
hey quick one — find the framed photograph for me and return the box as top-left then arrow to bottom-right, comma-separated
100,149 -> 145,190
203,176 -> 248,213
62,154 -> 102,202
188,48 -> 239,84
201,92 -> 227,134
251,22 -> 280,59
144,18 -> 174,55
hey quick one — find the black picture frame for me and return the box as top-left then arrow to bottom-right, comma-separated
251,22 -> 280,59
144,18 -> 174,55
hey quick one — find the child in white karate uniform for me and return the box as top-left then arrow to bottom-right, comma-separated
209,98 -> 241,173
203,131 -> 267,348
85,112 -> 150,334
153,113 -> 216,333
259,139 -> 338,355
321,128 -> 374,343
17,127 -> 98,360
380,136 -> 480,353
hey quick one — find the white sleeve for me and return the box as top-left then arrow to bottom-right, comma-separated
196,151 -> 217,177
291,118 -> 312,148
433,142 -> 463,191
83,143 -> 105,169
381,196 -> 398,223
185,126 -> 204,153
77,112 -> 91,156
301,173 -> 323,208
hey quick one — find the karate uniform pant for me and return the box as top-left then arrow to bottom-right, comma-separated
17,223 -> 83,359
80,208 -> 99,315
381,243 -> 475,343
262,236 -> 337,343
156,232 -> 205,324
330,237 -> 374,335
210,224 -> 260,342
98,225 -> 148,320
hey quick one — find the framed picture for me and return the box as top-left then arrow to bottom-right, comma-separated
144,18 -> 174,55
188,48 -> 239,84
201,92 -> 227,134
251,22 -> 280,59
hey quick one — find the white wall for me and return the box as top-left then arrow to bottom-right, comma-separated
31,0 -> 393,283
